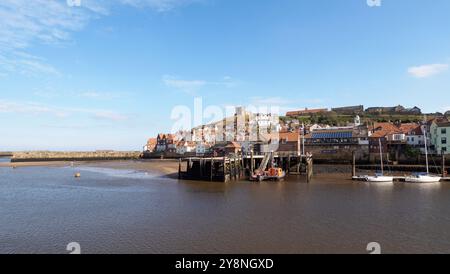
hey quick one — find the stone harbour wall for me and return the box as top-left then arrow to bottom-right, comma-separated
11,151 -> 142,162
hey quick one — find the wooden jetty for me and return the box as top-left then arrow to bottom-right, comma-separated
178,152 -> 313,183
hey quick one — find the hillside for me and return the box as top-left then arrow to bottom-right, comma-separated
280,112 -> 444,127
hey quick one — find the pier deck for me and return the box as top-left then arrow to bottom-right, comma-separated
178,153 -> 313,183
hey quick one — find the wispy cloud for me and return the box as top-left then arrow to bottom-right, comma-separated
0,99 -> 129,122
118,0 -> 200,12
0,0 -> 203,76
163,75 -> 238,94
92,111 -> 129,121
77,91 -> 125,100
408,63 -> 449,78
0,51 -> 60,76
163,75 -> 206,93
0,100 -> 68,117
33,89 -> 126,100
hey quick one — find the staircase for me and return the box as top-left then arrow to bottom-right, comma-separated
258,153 -> 271,171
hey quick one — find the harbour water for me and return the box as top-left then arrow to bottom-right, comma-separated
1,163 -> 450,254
0,157 -> 10,163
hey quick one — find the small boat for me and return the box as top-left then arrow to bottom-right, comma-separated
250,168 -> 286,182
405,173 -> 441,183
365,173 -> 394,183
362,139 -> 393,183
405,125 -> 441,184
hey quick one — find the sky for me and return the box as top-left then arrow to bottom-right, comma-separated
1,0 -> 450,151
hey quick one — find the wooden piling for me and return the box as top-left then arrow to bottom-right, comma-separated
250,150 -> 254,173
210,158 -> 214,181
287,156 -> 291,175
178,158 -> 182,179
443,154 -> 446,178
352,151 -> 356,177
306,157 -> 313,183
223,157 -> 227,183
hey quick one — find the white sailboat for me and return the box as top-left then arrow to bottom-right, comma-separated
405,130 -> 441,183
366,139 -> 393,183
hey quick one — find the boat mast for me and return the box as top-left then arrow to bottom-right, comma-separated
424,130 -> 429,174
301,122 -> 305,156
379,138 -> 384,175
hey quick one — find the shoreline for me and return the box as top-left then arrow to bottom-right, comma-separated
0,159 -> 181,177
2,159 -> 442,181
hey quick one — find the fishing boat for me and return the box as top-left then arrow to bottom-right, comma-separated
249,153 -> 286,182
250,167 -> 286,182
365,139 -> 393,183
405,128 -> 441,183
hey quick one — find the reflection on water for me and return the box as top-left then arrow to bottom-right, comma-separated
1,165 -> 450,254
71,166 -> 161,180
0,157 -> 10,163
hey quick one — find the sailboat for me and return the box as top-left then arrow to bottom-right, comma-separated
405,129 -> 441,183
365,138 -> 393,183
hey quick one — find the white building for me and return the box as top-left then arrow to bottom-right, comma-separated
196,142 -> 210,156
406,126 -> 425,146
176,141 -> 196,155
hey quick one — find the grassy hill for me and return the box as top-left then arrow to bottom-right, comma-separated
280,112 -> 441,127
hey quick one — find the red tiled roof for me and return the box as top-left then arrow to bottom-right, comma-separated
399,123 -> 420,134
225,141 -> 241,149
371,122 -> 402,138
147,137 -> 157,143
408,126 -> 423,136
279,131 -> 300,142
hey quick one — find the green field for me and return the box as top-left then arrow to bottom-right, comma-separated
280,112 -> 441,127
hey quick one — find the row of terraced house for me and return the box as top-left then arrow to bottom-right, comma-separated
143,107 -> 450,161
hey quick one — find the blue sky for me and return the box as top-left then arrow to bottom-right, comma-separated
1,0 -> 450,150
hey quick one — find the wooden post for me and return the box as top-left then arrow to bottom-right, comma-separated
233,157 -> 237,180
232,157 -> 235,180
210,158 -> 214,181
223,157 -> 227,182
178,158 -> 182,179
443,154 -> 446,178
287,156 -> 291,175
352,151 -> 356,177
306,157 -> 313,183
250,150 -> 254,173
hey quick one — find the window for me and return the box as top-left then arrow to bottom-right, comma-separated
442,128 -> 447,134
442,137 -> 447,145
443,147 -> 447,152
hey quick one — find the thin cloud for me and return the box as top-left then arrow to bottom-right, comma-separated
33,89 -> 126,100
0,99 -> 129,122
91,111 -> 129,121
118,0 -> 200,12
163,75 -> 238,94
163,75 -> 206,93
408,63 -> 449,78
0,51 -> 60,76
0,0 -> 203,76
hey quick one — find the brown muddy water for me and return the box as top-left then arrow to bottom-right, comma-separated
1,162 -> 450,254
